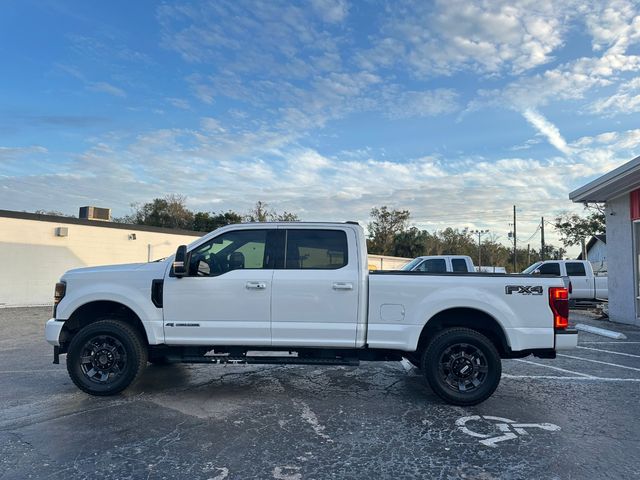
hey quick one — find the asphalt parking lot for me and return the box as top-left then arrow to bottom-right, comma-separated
1,308 -> 640,480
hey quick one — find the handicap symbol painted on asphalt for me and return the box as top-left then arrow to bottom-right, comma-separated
456,415 -> 560,448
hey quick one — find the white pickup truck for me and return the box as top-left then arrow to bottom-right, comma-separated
523,260 -> 608,302
46,222 -> 577,405
401,255 -> 475,273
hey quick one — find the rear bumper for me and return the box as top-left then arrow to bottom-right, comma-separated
555,328 -> 578,350
45,318 -> 64,346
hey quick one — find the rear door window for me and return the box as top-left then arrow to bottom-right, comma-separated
538,262 -> 561,275
285,229 -> 348,269
565,262 -> 587,276
451,258 -> 469,272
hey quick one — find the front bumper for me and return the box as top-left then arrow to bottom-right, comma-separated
555,328 -> 578,350
45,318 -> 64,346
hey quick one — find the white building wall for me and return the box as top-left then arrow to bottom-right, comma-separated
0,217 -> 201,307
605,195 -> 638,325
587,240 -> 606,262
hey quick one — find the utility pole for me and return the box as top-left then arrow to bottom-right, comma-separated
527,243 -> 531,265
541,217 -> 545,261
513,205 -> 517,272
471,229 -> 489,267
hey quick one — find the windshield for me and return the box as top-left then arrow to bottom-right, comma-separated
522,261 -> 543,274
401,258 -> 424,271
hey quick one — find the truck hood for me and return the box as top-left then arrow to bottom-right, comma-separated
62,261 -> 168,280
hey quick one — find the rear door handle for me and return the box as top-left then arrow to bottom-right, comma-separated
246,282 -> 267,290
332,282 -> 353,291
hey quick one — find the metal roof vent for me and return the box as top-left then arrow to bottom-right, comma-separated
79,206 -> 111,222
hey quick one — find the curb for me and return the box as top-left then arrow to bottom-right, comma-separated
575,323 -> 627,340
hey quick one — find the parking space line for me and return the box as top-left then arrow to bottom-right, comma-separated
513,359 -> 594,377
503,374 -> 640,382
577,346 -> 640,358
558,354 -> 640,372
0,370 -> 65,374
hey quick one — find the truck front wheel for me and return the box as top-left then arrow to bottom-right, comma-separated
421,328 -> 501,406
66,319 -> 148,396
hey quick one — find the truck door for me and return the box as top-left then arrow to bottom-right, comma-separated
162,228 -> 279,345
565,262 -> 591,299
271,228 -> 359,347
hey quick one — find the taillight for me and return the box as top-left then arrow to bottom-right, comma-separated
53,282 -> 66,317
549,287 -> 569,329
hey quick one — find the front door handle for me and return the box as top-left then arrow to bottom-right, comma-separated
332,282 -> 353,291
246,281 -> 267,290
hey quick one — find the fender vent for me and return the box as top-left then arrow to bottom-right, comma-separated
151,279 -> 164,308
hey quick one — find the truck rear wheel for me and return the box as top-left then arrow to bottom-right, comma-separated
421,328 -> 501,406
66,319 -> 147,396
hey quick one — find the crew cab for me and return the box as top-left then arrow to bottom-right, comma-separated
523,260 -> 608,302
46,222 -> 577,406
401,255 -> 475,273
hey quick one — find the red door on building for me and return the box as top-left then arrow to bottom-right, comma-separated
631,188 -> 640,220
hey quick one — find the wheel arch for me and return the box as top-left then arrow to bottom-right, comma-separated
415,307 -> 510,356
60,300 -> 149,348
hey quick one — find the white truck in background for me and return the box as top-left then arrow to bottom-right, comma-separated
523,260 -> 608,302
46,222 -> 577,406
402,255 -> 476,273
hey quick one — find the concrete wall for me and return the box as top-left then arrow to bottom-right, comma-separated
0,217 -> 201,307
605,195 -> 638,325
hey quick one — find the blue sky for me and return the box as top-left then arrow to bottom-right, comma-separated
1,0 -> 640,252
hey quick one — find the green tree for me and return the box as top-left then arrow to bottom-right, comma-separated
367,206 -> 411,255
127,194 -> 194,229
245,201 -> 300,222
393,227 -> 430,258
192,211 -> 243,232
437,228 -> 475,256
553,204 -> 605,248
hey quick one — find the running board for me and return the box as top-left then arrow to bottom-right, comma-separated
175,355 -> 360,366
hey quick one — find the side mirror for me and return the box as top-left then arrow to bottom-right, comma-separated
532,269 -> 541,275
173,245 -> 188,277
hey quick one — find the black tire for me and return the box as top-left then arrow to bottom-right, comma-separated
66,319 -> 148,396
421,328 -> 501,406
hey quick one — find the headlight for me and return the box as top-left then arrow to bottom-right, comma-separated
53,281 -> 66,317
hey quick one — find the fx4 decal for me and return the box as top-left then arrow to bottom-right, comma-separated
505,285 -> 544,296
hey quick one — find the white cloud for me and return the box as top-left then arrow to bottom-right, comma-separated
311,0 -> 349,23
167,97 -> 191,109
589,77 -> 640,115
360,0 -> 574,77
87,81 -> 126,98
4,119 -> 636,254
386,89 -> 459,119
522,109 -> 574,156
0,146 -> 48,159
584,0 -> 640,52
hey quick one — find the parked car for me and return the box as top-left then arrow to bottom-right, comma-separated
46,222 -> 576,406
522,260 -> 608,302
401,255 -> 475,273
